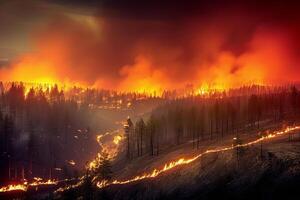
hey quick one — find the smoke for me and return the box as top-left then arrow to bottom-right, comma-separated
0,1 -> 300,91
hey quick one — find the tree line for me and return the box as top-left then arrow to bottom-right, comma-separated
0,83 -> 98,184
124,86 -> 300,160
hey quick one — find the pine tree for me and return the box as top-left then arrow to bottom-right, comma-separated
124,117 -> 134,159
82,173 -> 94,200
97,152 -> 112,181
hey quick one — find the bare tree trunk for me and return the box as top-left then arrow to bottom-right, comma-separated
210,118 -> 213,140
140,130 -> 143,156
221,118 -> 224,139
22,166 -> 25,180
127,134 -> 130,159
156,134 -> 159,156
136,133 -> 140,157
150,131 -> 154,156
226,117 -> 229,135
192,129 -> 195,149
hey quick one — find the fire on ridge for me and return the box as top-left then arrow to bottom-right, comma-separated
96,126 -> 300,189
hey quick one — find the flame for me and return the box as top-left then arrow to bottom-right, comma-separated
29,179 -> 58,186
0,178 -> 57,193
96,125 -> 300,188
195,83 -> 227,96
0,56 -> 59,85
0,11 -> 299,94
0,184 -> 27,192
54,125 -> 300,194
88,130 -> 124,171
0,55 -> 87,94
113,135 -> 123,145
1,126 -> 298,195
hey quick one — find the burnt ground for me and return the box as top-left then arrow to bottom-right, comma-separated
7,127 -> 299,200
56,129 -> 300,200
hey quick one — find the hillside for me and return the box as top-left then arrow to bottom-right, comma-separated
58,126 -> 300,200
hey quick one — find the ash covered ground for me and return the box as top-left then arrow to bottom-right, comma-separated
58,129 -> 300,200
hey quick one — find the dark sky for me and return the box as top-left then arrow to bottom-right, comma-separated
2,0 -> 299,56
1,0 -> 300,90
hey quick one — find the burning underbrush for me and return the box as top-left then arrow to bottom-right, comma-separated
95,133 -> 300,200
54,124 -> 300,200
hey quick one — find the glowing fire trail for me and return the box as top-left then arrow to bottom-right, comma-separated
54,129 -> 125,193
0,184 -> 27,193
89,129 -> 124,170
96,126 -> 300,188
0,178 -> 58,193
4,126 -> 297,193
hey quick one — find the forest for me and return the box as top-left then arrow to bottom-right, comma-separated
0,82 -> 163,185
125,86 -> 300,160
1,82 -> 300,199
0,82 -> 98,184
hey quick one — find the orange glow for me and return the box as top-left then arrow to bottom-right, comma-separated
54,125 -> 300,194
0,34 -> 293,95
113,135 -> 123,145
0,55 -> 87,97
88,130 -> 124,171
118,56 -> 166,94
29,179 -> 58,186
0,178 -> 57,193
0,56 -> 58,85
0,13 -> 299,94
0,184 -> 27,192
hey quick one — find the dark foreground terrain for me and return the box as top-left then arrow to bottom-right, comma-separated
2,128 -> 300,200
56,132 -> 300,200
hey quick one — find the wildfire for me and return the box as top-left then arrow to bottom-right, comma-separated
0,178 -> 57,193
113,135 -> 123,145
29,178 -> 58,186
88,130 -> 124,170
195,83 -> 227,96
88,153 -> 101,170
0,184 -> 27,193
96,125 -> 300,188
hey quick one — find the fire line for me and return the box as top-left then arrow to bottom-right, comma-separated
96,125 -> 300,188
1,126 -> 298,193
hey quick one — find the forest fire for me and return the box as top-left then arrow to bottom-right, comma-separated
89,130 -> 124,171
0,184 -> 27,193
54,130 -> 126,194
195,83 -> 227,96
1,14 -> 299,94
0,178 -> 57,193
96,125 -> 300,189
113,135 -> 123,145
29,179 -> 58,187
2,1 -> 300,199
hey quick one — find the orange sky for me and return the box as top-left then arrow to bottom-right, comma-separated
0,1 -> 299,93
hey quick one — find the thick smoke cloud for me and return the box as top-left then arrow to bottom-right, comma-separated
1,0 -> 300,91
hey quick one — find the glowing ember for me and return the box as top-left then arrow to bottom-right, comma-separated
29,179 -> 58,186
0,184 -> 27,192
113,135 -> 123,145
67,160 -> 76,166
0,178 -> 58,193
